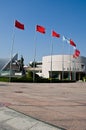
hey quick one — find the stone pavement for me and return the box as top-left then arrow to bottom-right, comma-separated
0,82 -> 86,130
0,107 -> 61,130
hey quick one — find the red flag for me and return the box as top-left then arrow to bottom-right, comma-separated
73,49 -> 80,58
70,39 -> 76,47
75,49 -> 80,56
15,20 -> 24,30
52,30 -> 60,38
36,25 -> 45,34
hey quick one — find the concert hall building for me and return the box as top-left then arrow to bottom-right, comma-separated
42,55 -> 86,80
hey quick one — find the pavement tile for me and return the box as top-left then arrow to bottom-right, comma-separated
6,117 -> 38,130
0,110 -> 13,122
0,107 -> 61,130
30,122 -> 61,130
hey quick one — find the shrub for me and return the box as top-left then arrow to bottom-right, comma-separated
0,77 -> 9,82
83,76 -> 86,82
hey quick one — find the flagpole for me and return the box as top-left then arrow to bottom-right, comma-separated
9,26 -> 15,82
33,31 -> 37,83
50,37 -> 53,82
51,30 -> 60,81
74,57 -> 76,81
69,44 -> 71,80
62,36 -> 68,80
73,48 -> 76,81
33,25 -> 45,82
62,40 -> 64,80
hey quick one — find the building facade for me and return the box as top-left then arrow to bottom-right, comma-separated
42,55 -> 86,80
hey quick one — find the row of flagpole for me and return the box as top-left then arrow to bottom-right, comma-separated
10,20 -> 80,82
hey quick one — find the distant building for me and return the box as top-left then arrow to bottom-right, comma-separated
42,55 -> 86,80
26,61 -> 42,77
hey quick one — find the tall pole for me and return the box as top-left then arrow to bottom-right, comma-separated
50,39 -> 53,82
33,32 -> 37,83
73,48 -> 76,81
62,42 -> 64,80
9,27 -> 15,82
69,45 -> 71,80
74,58 -> 76,81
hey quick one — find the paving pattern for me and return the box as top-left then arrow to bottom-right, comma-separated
0,107 -> 61,130
0,82 -> 86,130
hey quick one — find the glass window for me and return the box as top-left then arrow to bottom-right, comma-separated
81,64 -> 85,70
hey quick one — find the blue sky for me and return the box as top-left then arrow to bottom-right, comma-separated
0,0 -> 86,65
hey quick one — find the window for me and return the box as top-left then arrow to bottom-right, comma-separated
81,64 -> 85,70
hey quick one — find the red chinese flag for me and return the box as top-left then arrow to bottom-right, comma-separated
75,49 -> 80,57
73,49 -> 80,58
52,30 -> 60,38
70,39 -> 76,47
15,20 -> 24,30
36,25 -> 45,34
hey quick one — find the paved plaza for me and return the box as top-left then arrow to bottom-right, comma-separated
0,82 -> 86,130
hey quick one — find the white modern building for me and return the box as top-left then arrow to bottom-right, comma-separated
42,55 -> 86,80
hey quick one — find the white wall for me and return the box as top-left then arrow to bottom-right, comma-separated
42,55 -> 86,78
